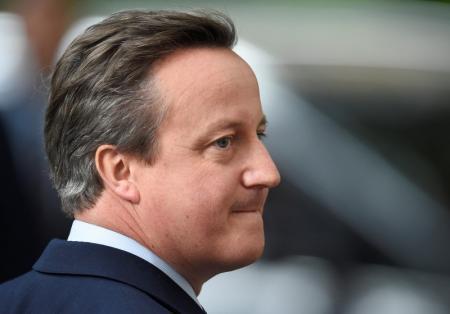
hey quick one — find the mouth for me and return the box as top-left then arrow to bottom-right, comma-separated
231,207 -> 263,214
230,191 -> 268,214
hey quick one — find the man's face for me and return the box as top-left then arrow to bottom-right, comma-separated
133,48 -> 280,283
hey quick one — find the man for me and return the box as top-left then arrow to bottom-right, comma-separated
0,9 -> 280,313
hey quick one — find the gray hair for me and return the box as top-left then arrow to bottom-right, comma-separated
45,9 -> 236,216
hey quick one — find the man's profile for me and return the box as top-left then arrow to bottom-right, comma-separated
0,9 -> 280,313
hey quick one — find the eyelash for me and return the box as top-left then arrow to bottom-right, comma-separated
213,131 -> 267,150
214,136 -> 233,149
257,131 -> 267,140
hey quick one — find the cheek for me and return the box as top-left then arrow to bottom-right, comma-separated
181,161 -> 239,203
176,168 -> 240,232
182,176 -> 236,227
141,157 -> 243,237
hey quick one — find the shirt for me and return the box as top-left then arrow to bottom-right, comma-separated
67,219 -> 201,306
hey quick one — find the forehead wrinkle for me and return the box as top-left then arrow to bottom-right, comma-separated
154,67 -> 251,130
181,68 -> 252,110
158,76 -> 260,136
153,48 -> 257,113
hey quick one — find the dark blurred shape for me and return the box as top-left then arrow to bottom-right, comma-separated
0,121 -> 40,282
264,179 -> 396,271
0,0 -> 74,283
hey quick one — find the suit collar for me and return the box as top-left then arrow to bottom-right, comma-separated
33,239 -> 205,314
67,220 -> 199,304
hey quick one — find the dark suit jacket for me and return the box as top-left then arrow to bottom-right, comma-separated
0,240 -> 206,314
0,96 -> 71,282
0,120 -> 40,283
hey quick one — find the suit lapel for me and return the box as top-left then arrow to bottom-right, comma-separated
33,239 -> 205,314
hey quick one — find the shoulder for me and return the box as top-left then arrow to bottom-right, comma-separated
0,270 -> 173,314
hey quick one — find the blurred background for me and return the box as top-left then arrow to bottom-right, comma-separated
1,0 -> 449,313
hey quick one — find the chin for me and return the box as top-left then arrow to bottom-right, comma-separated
222,237 -> 265,271
200,237 -> 265,282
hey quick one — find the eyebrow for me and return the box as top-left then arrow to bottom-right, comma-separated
204,114 -> 267,132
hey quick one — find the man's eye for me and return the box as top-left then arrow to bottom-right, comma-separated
214,136 -> 232,149
257,131 -> 267,140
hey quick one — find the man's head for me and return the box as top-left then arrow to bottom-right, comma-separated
45,10 -> 280,291
46,10 -> 236,214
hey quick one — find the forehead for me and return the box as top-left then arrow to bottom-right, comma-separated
152,48 -> 262,127
153,47 -> 254,90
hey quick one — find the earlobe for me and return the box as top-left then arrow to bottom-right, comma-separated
115,180 -> 140,203
95,145 -> 141,204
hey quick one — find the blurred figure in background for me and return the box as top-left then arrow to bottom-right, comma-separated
0,0 -> 74,282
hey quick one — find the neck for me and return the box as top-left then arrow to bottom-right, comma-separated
74,194 -> 147,247
74,194 -> 208,296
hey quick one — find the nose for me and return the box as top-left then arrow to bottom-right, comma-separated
241,141 -> 281,189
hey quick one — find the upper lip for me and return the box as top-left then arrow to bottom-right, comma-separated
230,193 -> 267,213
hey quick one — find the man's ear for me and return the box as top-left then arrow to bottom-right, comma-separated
95,145 -> 140,204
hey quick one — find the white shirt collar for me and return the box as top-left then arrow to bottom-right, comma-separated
67,220 -> 200,305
